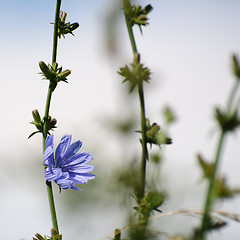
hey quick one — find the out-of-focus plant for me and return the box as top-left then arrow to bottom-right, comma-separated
193,54 -> 240,240
108,1 -> 240,240
113,0 -> 172,239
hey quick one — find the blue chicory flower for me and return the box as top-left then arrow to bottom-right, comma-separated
43,134 -> 95,191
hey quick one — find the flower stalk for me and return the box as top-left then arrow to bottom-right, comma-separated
42,0 -> 62,234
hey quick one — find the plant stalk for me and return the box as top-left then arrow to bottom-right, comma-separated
123,0 -> 147,200
42,0 -> 62,234
199,78 -> 240,239
199,131 -> 225,239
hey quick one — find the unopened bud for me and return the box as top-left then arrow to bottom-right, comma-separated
59,11 -> 67,23
39,61 -> 49,75
50,118 -> 57,129
69,22 -> 79,31
57,69 -> 71,80
144,4 -> 153,14
34,233 -> 45,240
52,62 -> 58,71
51,228 -> 57,237
32,109 -> 41,123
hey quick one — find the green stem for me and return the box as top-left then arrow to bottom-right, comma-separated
199,78 -> 240,239
123,0 -> 147,200
199,131 -> 225,239
138,82 -> 147,199
42,0 -> 62,234
124,15 -> 137,54
52,0 -> 62,64
46,181 -> 59,233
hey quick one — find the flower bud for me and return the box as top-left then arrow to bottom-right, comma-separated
52,62 -> 58,71
32,109 -> 41,123
69,22 -> 79,31
39,61 -> 49,75
33,233 -> 45,240
57,69 -> 71,81
49,118 -> 57,129
144,4 -> 153,14
59,11 -> 67,23
51,228 -> 58,237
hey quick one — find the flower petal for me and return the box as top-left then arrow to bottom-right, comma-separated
62,140 -> 82,162
69,172 -> 95,184
54,172 -> 81,190
64,152 -> 93,167
45,135 -> 53,149
67,164 -> 94,173
45,168 -> 62,181
55,135 -> 72,166
43,136 -> 55,168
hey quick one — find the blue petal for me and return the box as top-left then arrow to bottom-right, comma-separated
69,172 -> 95,184
55,135 -> 71,167
45,135 -> 53,149
43,136 -> 55,169
66,164 -> 94,173
45,168 -> 62,181
62,140 -> 82,161
54,172 -> 81,190
69,183 -> 81,191
64,152 -> 93,167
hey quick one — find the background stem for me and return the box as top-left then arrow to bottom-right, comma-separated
123,0 -> 147,200
199,78 -> 240,239
199,131 -> 225,239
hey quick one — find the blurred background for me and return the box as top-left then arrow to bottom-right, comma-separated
0,0 -> 240,239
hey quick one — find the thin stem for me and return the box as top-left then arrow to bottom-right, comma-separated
199,78 -> 240,239
46,181 -> 59,233
52,0 -> 62,64
199,131 -> 225,239
42,0 -> 62,234
138,82 -> 147,199
123,0 -> 147,200
124,15 -> 137,54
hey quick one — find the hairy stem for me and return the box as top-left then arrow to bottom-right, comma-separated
42,0 -> 62,234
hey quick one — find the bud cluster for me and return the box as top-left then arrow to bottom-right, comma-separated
29,109 -> 57,138
144,119 -> 172,147
39,61 -> 71,91
123,0 -> 153,33
57,11 -> 79,38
